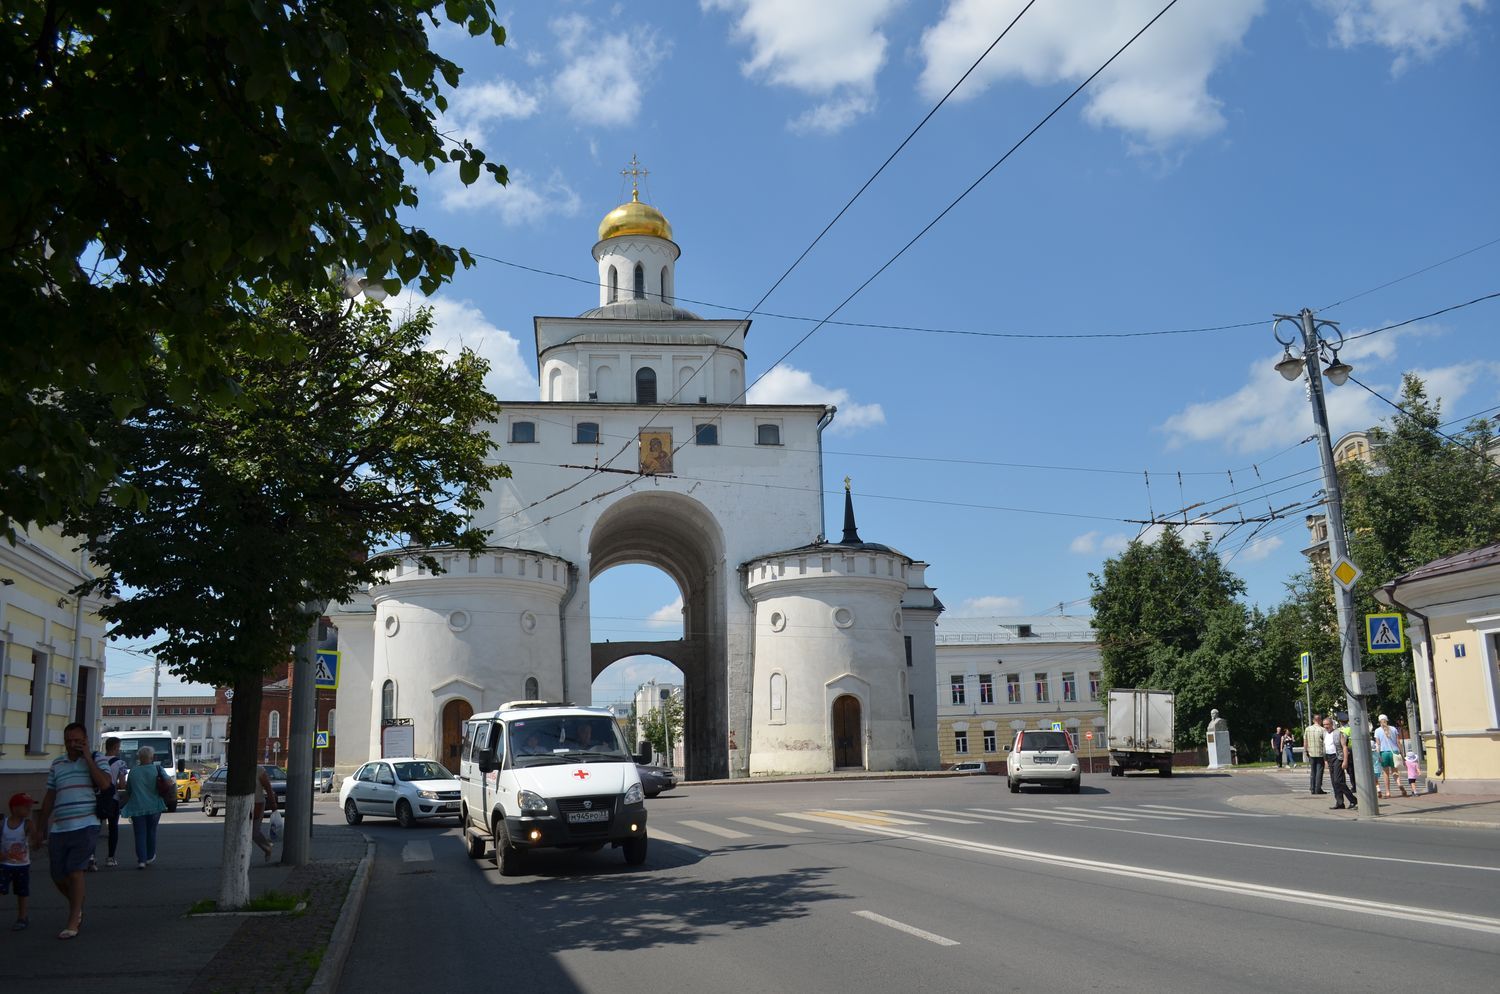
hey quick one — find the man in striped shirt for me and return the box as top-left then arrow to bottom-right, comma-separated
31,722 -> 113,939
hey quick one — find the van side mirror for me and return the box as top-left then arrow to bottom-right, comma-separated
477,753 -> 497,774
635,742 -> 653,765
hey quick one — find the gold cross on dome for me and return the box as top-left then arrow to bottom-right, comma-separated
843,475 -> 852,491
621,153 -> 649,200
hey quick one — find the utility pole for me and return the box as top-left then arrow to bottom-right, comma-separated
149,657 -> 160,729
1275,309 -> 1379,815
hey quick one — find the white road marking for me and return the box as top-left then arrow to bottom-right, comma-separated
852,910 -> 960,947
781,810 -> 923,827
1054,807 -> 1182,822
679,819 -> 751,839
729,816 -> 811,834
924,808 -> 1033,824
401,840 -> 433,863
876,809 -> 980,825
995,807 -> 1088,821
834,823 -> 1500,937
647,828 -> 705,849
1137,803 -> 1272,818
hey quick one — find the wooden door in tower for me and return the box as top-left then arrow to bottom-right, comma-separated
441,699 -> 473,772
832,695 -> 862,769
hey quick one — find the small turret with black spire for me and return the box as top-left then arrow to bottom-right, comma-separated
840,476 -> 862,545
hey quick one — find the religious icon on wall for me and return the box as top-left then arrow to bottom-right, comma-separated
639,430 -> 673,476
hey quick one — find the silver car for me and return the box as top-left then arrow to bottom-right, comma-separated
1007,730 -> 1081,793
339,758 -> 461,827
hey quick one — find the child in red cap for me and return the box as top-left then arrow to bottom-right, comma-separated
3,792 -> 36,930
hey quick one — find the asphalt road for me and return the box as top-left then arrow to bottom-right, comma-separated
335,773 -> 1500,993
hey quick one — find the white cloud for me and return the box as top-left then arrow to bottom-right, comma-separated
953,595 -> 1026,617
1409,360 -> 1500,419
445,78 -> 543,148
383,290 -> 535,401
707,0 -> 900,133
747,364 -> 885,433
1319,0 -> 1484,74
1070,531 -> 1132,555
438,166 -> 582,226
1236,534 -> 1284,562
551,14 -> 668,126
917,0 -> 1264,149
647,595 -> 684,630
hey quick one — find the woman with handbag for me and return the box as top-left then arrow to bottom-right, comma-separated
118,746 -> 169,869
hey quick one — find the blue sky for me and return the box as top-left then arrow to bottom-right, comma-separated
111,1 -> 1499,701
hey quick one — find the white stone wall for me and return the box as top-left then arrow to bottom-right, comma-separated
533,317 -> 750,405
593,234 -> 679,307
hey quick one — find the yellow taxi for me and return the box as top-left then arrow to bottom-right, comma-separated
176,768 -> 200,801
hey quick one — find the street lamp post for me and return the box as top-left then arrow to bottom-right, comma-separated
1273,308 -> 1378,815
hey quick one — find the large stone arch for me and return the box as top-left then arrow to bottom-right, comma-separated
588,491 -> 727,780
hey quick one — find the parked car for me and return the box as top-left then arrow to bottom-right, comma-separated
946,761 -> 989,774
1007,729 -> 1081,793
635,764 -> 677,798
314,768 -> 337,794
199,765 -> 289,816
340,758 -> 461,828
175,768 -> 199,801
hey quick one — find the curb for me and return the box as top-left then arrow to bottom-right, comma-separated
305,837 -> 376,994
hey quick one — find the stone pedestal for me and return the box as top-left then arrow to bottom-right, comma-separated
1206,708 -> 1232,769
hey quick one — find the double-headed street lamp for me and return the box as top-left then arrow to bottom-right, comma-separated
1273,308 -> 1378,815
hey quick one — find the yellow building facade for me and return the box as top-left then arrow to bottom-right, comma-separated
0,526 -> 112,796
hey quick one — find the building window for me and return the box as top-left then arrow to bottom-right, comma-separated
327,709 -> 336,737
576,422 -> 599,444
524,676 -> 539,700
1006,673 -> 1021,704
954,731 -> 969,755
769,672 -> 786,723
978,674 -> 994,705
904,635 -> 913,667
510,420 -> 536,443
191,723 -> 203,739
633,263 -> 645,300
268,711 -> 281,739
27,650 -> 48,753
1089,671 -> 1101,701
1034,673 -> 1050,703
608,265 -> 618,303
381,680 -> 395,723
983,729 -> 997,753
635,367 -> 657,405
909,694 -> 916,728
950,674 -> 966,706
1062,672 -> 1077,703
756,423 -> 781,446
694,423 -> 718,445
660,265 -> 671,303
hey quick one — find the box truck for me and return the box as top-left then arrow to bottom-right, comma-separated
1107,689 -> 1175,776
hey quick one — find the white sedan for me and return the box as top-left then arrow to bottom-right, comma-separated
339,757 -> 462,828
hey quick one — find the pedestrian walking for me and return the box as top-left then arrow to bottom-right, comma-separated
1324,716 -> 1357,810
1304,714 -> 1326,795
119,745 -> 169,869
3,792 -> 37,931
1271,727 -> 1286,768
1374,715 -> 1409,798
1405,751 -> 1421,794
89,736 -> 128,871
252,766 -> 278,862
31,721 -> 114,939
1282,730 -> 1296,768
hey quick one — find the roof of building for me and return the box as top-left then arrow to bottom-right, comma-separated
576,298 -> 703,321
1387,540 -> 1500,588
597,189 -> 673,242
934,615 -> 1097,645
102,695 -> 217,706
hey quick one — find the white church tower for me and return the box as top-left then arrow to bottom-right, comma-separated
332,161 -> 941,779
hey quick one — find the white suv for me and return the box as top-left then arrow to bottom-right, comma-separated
457,702 -> 650,876
1007,729 -> 1081,794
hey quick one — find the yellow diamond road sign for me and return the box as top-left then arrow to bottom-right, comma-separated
1331,557 -> 1362,591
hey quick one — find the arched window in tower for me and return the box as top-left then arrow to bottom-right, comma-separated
635,367 -> 657,405
268,710 -> 281,740
524,676 -> 539,700
660,266 -> 671,303
633,263 -> 645,300
608,265 -> 618,303
381,680 -> 395,723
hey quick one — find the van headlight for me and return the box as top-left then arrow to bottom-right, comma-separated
517,790 -> 549,814
623,783 -> 643,805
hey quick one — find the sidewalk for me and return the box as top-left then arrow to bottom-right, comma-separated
4,796 -> 367,994
1228,770 -> 1500,829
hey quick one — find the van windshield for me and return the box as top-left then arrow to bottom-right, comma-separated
507,717 -> 630,767
113,735 -> 176,770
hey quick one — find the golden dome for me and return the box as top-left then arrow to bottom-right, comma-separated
597,190 -> 673,242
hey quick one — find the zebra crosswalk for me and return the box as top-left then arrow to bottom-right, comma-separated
645,802 -> 1276,851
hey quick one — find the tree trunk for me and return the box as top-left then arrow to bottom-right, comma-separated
217,674 -> 264,909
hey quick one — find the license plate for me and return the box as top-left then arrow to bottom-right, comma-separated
567,810 -> 609,824
1034,755 -> 1057,764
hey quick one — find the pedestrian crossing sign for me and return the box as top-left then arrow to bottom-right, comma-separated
315,731 -> 329,749
314,649 -> 340,689
1299,651 -> 1311,684
1365,613 -> 1406,654
1050,722 -> 1063,731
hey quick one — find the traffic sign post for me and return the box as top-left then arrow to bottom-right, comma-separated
1298,651 -> 1312,730
314,650 -> 340,690
1365,613 -> 1406,654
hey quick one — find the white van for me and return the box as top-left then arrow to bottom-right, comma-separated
106,729 -> 180,811
458,702 -> 650,876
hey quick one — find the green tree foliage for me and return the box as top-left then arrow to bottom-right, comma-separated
62,285 -> 507,901
639,696 -> 683,760
1259,569 -> 1342,719
2,1 -> 508,536
1090,530 -> 1288,754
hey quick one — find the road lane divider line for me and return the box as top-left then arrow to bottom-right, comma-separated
400,840 -> 433,863
852,910 -> 960,947
729,816 -> 811,834
924,808 -> 1034,824
834,823 -> 1500,937
876,809 -> 980,825
679,819 -> 752,839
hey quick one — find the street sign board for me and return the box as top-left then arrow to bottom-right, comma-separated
1299,651 -> 1311,684
1365,613 -> 1406,654
1050,722 -> 1063,731
314,649 -> 340,690
315,730 -> 329,749
1331,557 -> 1362,591
1085,731 -> 1093,740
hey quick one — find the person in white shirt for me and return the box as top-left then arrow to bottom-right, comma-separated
1323,717 -> 1357,810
